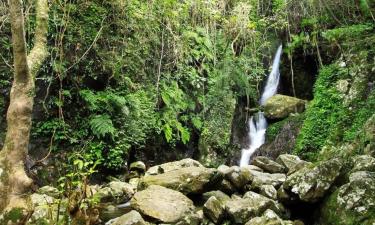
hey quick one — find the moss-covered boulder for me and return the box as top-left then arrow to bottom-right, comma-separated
263,94 -> 306,119
250,170 -> 286,189
319,177 -> 375,225
281,158 -> 343,203
130,185 -> 194,223
139,166 -> 223,194
95,181 -> 134,203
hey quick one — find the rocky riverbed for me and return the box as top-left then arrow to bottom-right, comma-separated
26,155 -> 375,225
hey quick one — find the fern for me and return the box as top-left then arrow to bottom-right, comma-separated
89,114 -> 116,139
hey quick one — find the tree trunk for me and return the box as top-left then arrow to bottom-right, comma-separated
0,0 -> 48,215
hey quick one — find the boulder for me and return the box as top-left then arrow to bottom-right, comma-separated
263,94 -> 306,119
218,179 -> 237,194
95,181 -> 134,203
259,185 -> 278,200
130,161 -> 146,173
351,155 -> 375,173
28,193 -> 60,225
98,203 -> 132,222
109,210 -> 146,225
225,166 -> 252,189
203,196 -> 225,224
245,209 -> 294,225
145,158 -> 203,176
175,210 -> 203,225
319,177 -> 375,225
349,171 -> 375,182
252,156 -> 286,173
130,185 -> 194,223
282,158 -> 343,203
250,170 -> 286,189
225,191 -> 285,224
138,167 -> 223,194
276,154 -> 309,174
202,190 -> 231,203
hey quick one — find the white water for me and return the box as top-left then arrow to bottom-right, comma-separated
240,45 -> 282,167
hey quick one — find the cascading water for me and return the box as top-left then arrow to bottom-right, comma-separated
240,45 -> 283,166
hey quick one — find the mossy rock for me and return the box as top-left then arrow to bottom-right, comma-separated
319,177 -> 375,225
263,94 -> 306,119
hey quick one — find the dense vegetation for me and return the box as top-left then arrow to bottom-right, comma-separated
0,0 -> 373,171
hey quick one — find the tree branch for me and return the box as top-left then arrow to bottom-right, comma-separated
28,0 -> 49,76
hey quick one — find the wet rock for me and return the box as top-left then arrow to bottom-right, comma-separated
320,177 -> 375,225
203,196 -> 225,224
263,94 -> 306,119
95,181 -> 134,203
139,167 -> 222,194
252,156 -> 286,173
108,210 -> 146,225
130,185 -> 194,223
282,158 -> 343,203
245,209 -> 294,225
145,158 -> 203,176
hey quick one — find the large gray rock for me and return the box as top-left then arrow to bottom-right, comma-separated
264,94 -> 306,119
259,185 -> 278,200
252,156 -> 286,173
28,193 -> 61,224
319,177 -> 375,225
139,167 -> 222,194
202,190 -> 231,203
250,170 -> 286,189
282,158 -> 343,203
145,158 -> 203,176
226,166 -> 253,189
276,154 -> 310,174
245,209 -> 294,225
203,196 -> 225,224
130,185 -> 194,223
109,210 -> 146,225
95,181 -> 134,203
225,191 -> 285,224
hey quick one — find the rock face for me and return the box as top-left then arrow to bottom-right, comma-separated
145,158 -> 203,176
263,94 -> 306,119
252,156 -> 286,173
281,158 -> 343,203
110,210 -> 146,225
130,185 -> 194,223
138,167 -> 222,194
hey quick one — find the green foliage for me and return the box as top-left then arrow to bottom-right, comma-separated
89,114 -> 116,139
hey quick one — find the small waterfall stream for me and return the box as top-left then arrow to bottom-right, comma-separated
240,45 -> 283,166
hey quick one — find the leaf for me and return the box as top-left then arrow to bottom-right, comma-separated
89,114 -> 116,139
163,124 -> 173,142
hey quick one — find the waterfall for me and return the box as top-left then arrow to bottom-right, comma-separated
259,45 -> 283,105
240,45 -> 282,166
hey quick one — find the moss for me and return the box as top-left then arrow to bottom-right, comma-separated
0,207 -> 26,223
266,113 -> 305,143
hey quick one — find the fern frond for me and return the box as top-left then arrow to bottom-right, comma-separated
89,114 -> 116,139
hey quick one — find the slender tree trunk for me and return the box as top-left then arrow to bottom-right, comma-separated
0,0 -> 48,215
